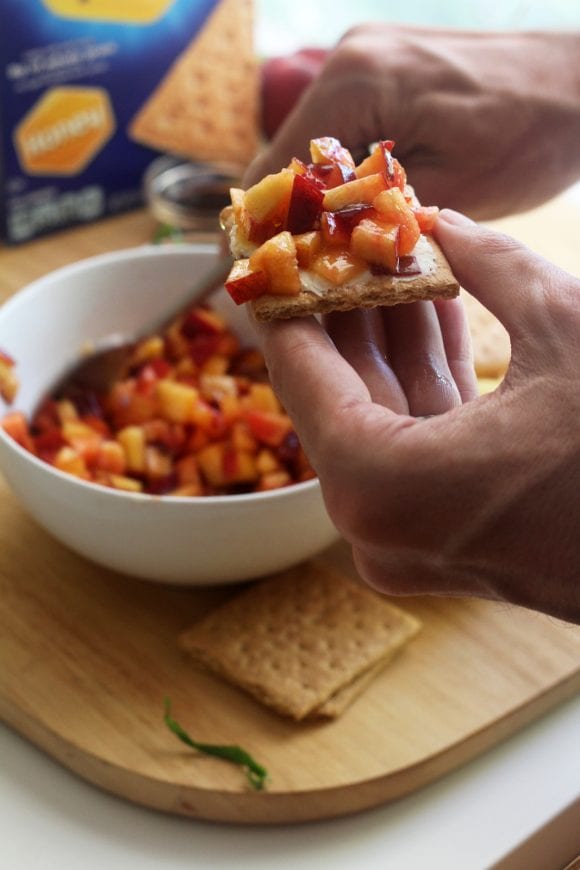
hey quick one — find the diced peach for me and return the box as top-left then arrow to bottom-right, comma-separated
0,356 -> 18,403
223,447 -> 258,485
56,399 -> 79,424
255,448 -> 281,475
244,383 -> 281,414
244,168 -> 294,224
322,173 -> 387,211
351,219 -> 400,273
257,470 -> 292,491
287,157 -> 307,176
116,425 -> 146,473
219,393 -> 242,427
94,440 -> 126,475
106,474 -> 143,493
129,335 -> 164,368
413,205 -> 439,233
231,421 -> 258,453
196,442 -> 227,487
53,446 -> 89,479
190,398 -> 219,432
245,409 -> 293,447
355,141 -> 406,190
199,374 -> 237,402
61,420 -> 103,465
373,187 -> 420,255
145,445 -> 172,479
310,137 -> 355,169
1,411 -> 35,452
249,232 -> 301,296
156,379 -> 198,424
200,354 -> 229,376
355,146 -> 385,179
171,483 -> 204,497
230,187 -> 251,239
294,230 -> 322,268
225,259 -> 269,305
175,454 -> 202,487
311,250 -> 367,285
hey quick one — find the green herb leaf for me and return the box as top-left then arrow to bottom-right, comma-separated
152,224 -> 184,244
163,698 -> 268,791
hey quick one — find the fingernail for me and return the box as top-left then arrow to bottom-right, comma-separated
438,209 -> 476,227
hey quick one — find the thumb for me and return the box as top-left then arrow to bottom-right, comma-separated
434,210 -> 555,341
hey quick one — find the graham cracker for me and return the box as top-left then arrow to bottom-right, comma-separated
461,289 -> 511,378
250,237 -> 459,321
179,563 -> 421,721
309,653 -> 398,720
129,0 -> 259,169
221,206 -> 459,320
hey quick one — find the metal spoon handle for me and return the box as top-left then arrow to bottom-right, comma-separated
141,253 -> 233,339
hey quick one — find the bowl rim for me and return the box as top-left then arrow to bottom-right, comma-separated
0,243 -> 322,507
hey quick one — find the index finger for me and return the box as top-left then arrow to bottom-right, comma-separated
254,315 -> 393,468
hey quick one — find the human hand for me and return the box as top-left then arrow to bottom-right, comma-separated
256,26 -> 580,219
252,211 -> 580,624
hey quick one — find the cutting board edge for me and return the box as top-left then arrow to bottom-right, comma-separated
2,670 -> 578,825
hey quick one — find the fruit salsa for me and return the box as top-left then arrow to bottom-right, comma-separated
222,136 -> 440,304
0,350 -> 18,404
0,306 -> 315,496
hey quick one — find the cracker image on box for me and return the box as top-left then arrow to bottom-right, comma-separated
129,0 -> 259,168
179,563 -> 421,721
221,136 -> 459,320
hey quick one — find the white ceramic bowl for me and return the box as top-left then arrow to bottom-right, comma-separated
0,244 -> 338,585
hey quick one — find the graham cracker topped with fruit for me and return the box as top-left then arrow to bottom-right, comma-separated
221,137 -> 459,320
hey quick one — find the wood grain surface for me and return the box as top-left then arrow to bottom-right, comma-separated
1,202 -> 579,825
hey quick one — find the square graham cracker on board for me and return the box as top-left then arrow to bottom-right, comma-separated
179,563 -> 421,721
129,0 -> 259,169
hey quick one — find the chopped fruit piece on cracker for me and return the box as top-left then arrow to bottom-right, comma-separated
221,136 -> 459,320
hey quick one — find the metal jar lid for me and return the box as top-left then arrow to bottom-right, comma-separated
144,155 -> 240,233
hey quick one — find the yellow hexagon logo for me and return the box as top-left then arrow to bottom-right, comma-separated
14,86 -> 115,176
41,0 -> 176,24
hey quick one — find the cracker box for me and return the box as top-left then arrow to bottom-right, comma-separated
0,0 -> 258,244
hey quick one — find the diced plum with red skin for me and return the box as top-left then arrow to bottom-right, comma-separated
225,260 -> 270,305
1,411 -> 35,452
321,211 -> 351,247
285,173 -> 324,234
188,333 -> 222,365
244,409 -> 293,447
391,255 -> 422,276
321,205 -> 374,246
180,307 -> 226,338
308,162 -> 355,189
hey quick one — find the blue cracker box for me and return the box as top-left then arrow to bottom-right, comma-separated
0,0 -> 258,244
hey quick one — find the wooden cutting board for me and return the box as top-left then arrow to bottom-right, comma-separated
1,475 -> 579,824
1,206 -> 580,825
